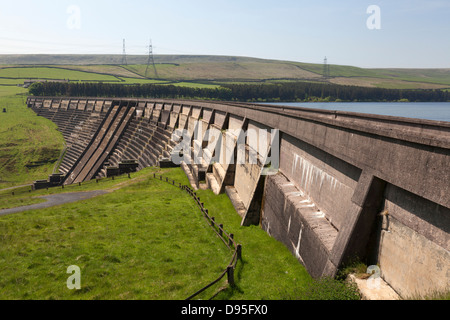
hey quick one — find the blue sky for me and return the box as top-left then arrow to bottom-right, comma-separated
0,0 -> 449,68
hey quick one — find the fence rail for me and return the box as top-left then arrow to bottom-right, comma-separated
152,173 -> 242,300
2,171 -> 242,300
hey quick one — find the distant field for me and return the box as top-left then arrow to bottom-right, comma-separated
0,66 -> 120,82
0,65 -> 217,88
0,86 -> 27,97
329,77 -> 450,90
123,61 -> 322,82
297,62 -> 450,89
1,54 -> 449,90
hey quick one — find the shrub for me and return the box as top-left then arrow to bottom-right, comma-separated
301,277 -> 361,300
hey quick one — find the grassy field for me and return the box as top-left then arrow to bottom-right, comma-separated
0,167 -> 360,300
0,168 -> 231,300
0,65 -> 218,87
0,92 -> 65,189
297,62 -> 450,89
1,54 -> 449,90
0,67 -> 120,82
122,61 -> 321,82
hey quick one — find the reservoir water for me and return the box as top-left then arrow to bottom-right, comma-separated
262,102 -> 450,122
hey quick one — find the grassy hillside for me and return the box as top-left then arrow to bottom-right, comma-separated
0,167 -> 361,300
1,54 -> 449,89
0,66 -> 120,82
0,93 -> 65,189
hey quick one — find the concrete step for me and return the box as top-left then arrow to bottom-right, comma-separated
225,186 -> 247,219
206,173 -> 221,195
213,163 -> 226,185
181,162 -> 198,190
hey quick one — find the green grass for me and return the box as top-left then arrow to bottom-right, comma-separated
57,65 -> 146,79
161,171 -> 359,300
0,168 -> 148,210
1,55 -> 450,89
0,86 -> 27,97
0,65 -> 224,89
164,81 -> 221,89
123,62 -> 322,82
0,189 -> 46,210
0,67 -> 119,82
0,88 -> 361,301
371,68 -> 450,86
0,94 -> 65,189
0,168 -> 232,300
0,79 -> 26,85
0,167 -> 360,300
117,77 -> 170,85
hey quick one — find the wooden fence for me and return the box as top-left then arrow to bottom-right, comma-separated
152,173 -> 242,300
2,171 -> 242,300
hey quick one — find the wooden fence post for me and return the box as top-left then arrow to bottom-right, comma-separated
227,266 -> 235,287
237,244 -> 242,261
229,234 -> 234,247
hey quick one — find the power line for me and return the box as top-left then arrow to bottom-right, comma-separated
122,39 -> 128,65
323,56 -> 330,79
145,39 -> 158,78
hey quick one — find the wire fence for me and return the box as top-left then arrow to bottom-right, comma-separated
151,173 -> 242,300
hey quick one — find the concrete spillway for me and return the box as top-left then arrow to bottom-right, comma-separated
28,96 -> 450,298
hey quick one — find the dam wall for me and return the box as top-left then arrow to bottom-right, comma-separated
27,96 -> 450,298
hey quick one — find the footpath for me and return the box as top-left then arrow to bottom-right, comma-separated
0,190 -> 108,216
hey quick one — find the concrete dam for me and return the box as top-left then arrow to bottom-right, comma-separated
27,96 -> 449,298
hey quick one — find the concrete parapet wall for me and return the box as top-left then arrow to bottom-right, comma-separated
27,97 -> 450,298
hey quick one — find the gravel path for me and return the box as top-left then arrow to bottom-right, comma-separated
0,190 -> 108,217
0,184 -> 33,192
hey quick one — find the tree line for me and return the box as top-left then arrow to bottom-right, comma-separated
28,81 -> 450,102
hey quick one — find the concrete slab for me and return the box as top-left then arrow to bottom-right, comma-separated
348,274 -> 400,300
